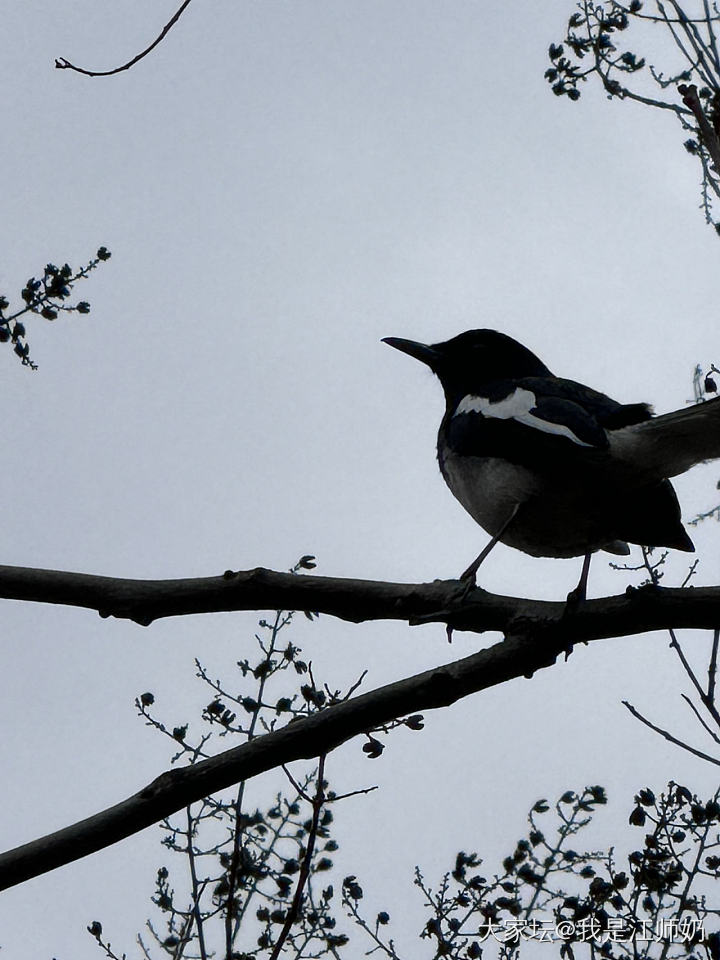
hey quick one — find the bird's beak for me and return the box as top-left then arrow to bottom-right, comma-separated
381,337 -> 440,367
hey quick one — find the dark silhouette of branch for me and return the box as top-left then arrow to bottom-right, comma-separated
0,625 -> 575,891
622,699 -> 720,767
679,81 -> 720,173
681,692 -> 720,744
622,548 -> 720,763
2,570 -> 720,892
0,563 -> 719,639
547,1 -> 720,226
55,0 -> 194,77
269,755 -> 327,960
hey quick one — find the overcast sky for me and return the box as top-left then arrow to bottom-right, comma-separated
2,1 -> 720,956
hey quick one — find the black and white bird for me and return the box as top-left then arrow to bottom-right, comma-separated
383,329 -> 720,598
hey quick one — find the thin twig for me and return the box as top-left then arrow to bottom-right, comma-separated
615,0 -> 720,24
184,807 -> 208,960
622,700 -> 720,766
704,0 -> 720,71
226,607 -> 283,954
668,627 -> 710,708
269,755 -> 327,960
681,692 -> 720,744
666,0 -> 718,85
669,626 -> 720,727
709,628 -> 720,702
55,0 -> 194,77
282,763 -> 312,803
331,783 -> 379,802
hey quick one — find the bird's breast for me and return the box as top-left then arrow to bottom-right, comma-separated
436,442 -> 630,558
438,443 -> 539,536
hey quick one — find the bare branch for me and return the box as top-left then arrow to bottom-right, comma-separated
55,0 -> 194,77
679,82 -> 720,171
666,0 -> 720,83
616,85 -> 691,114
1,561 -> 719,889
1,564 -> 720,641
623,699 -> 720,765
659,0 -> 716,86
0,626 -> 571,890
269,755 -> 326,960
3,577 -> 720,893
709,627 -> 720,701
668,627 -> 713,712
704,0 -> 720,73
681,692 -> 720,744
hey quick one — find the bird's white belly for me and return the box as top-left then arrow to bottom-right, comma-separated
440,453 -> 539,537
439,450 -> 623,558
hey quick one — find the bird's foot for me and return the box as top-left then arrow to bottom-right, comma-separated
444,574 -> 479,642
410,577 -> 476,639
457,569 -> 478,601
560,586 -> 586,659
564,584 -> 586,613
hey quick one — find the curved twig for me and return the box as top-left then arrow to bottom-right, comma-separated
55,0 -> 194,77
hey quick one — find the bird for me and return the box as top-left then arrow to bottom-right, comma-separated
382,329 -> 720,600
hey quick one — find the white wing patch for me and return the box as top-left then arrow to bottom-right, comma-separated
455,388 -> 592,447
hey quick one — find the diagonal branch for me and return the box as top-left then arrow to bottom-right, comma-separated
3,568 -> 720,892
622,699 -> 720,766
0,625 -> 576,891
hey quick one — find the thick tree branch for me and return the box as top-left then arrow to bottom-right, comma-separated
0,563 -> 720,640
0,624 -> 580,891
2,564 -> 719,889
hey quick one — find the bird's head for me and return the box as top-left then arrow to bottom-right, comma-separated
382,329 -> 552,404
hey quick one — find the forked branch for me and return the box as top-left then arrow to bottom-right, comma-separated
1,563 -> 720,890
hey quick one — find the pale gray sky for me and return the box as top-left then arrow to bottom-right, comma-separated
2,1 -> 719,956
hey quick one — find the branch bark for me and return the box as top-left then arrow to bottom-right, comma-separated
679,82 -> 720,175
0,625 -> 576,891
1,563 -> 720,638
2,563 -> 720,890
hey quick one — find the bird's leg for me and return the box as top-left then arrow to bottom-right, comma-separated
566,551 -> 592,607
459,535 -> 502,584
560,551 -> 592,659
419,507 -> 520,643
460,504 -> 520,585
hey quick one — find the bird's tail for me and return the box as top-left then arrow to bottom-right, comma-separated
609,395 -> 720,479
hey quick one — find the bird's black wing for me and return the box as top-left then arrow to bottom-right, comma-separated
445,375 -> 643,457
443,376 -> 655,471
519,377 -> 653,429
